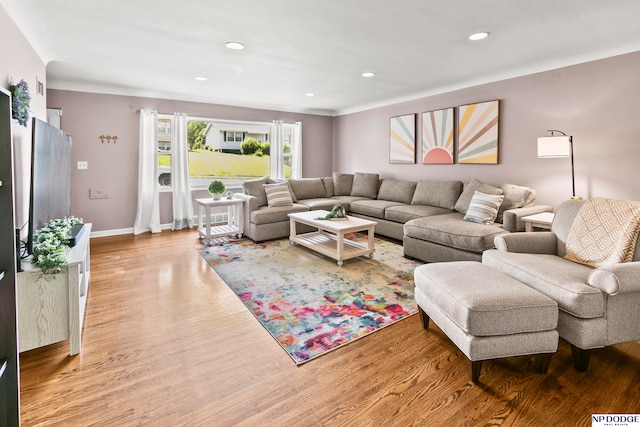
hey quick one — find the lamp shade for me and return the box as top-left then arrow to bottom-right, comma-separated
537,136 -> 571,158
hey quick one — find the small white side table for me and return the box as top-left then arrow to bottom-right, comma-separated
196,194 -> 247,244
521,212 -> 555,232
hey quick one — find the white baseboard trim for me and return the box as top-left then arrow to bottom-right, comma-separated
89,227 -> 134,238
88,214 -> 228,239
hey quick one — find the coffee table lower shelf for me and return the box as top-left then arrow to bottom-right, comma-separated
290,231 -> 374,266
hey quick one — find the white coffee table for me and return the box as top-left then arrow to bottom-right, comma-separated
288,210 -> 378,266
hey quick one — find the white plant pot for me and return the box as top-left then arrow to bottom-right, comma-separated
212,192 -> 222,200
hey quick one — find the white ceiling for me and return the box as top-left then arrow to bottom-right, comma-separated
3,0 -> 640,116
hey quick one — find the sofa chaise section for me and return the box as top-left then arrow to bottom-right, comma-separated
402,179 -> 551,263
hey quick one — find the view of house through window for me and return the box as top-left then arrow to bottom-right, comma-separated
157,117 -> 295,189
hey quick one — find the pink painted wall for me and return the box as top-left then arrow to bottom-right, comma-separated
46,90 -> 333,232
5,3 -> 640,235
0,5 -> 47,236
333,51 -> 640,209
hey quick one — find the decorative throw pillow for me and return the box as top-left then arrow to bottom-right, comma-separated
463,191 -> 504,225
350,172 -> 379,198
263,182 -> 293,207
454,178 -> 503,214
497,183 -> 536,222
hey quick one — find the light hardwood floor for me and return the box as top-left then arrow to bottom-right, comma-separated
19,230 -> 640,426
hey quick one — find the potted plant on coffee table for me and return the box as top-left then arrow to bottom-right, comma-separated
208,180 -> 226,200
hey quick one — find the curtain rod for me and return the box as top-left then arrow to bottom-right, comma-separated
136,109 -> 297,126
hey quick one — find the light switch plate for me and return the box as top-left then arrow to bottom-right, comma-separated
77,161 -> 88,170
90,188 -> 109,199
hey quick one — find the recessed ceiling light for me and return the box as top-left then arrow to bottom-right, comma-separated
194,76 -> 208,81
469,32 -> 489,41
305,93 -> 315,97
225,41 -> 245,50
362,72 -> 375,78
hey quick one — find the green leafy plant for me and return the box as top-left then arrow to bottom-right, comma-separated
208,179 -> 226,194
10,79 -> 31,127
32,217 -> 83,274
316,204 -> 347,220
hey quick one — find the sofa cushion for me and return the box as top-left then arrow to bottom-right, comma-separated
251,203 -> 309,225
333,173 -> 354,196
404,212 -> 507,253
243,176 -> 271,208
454,179 -> 503,214
411,180 -> 463,210
385,204 -> 455,224
377,179 -> 417,204
482,250 -> 604,319
322,177 -> 334,197
264,182 -> 294,207
296,198 -> 341,211
288,178 -> 327,201
497,183 -> 536,222
328,195 -> 369,211
350,172 -> 380,198
464,191 -> 504,225
350,199 -> 404,219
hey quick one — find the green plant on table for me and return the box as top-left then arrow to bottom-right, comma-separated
316,204 -> 347,220
208,179 -> 226,195
33,217 -> 83,274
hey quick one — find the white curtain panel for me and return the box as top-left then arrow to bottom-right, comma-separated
270,120 -> 284,180
291,121 -> 302,179
171,112 -> 194,230
133,109 -> 161,234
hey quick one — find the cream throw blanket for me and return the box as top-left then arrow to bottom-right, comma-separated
565,197 -> 640,267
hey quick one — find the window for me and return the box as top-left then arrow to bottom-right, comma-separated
157,117 -> 172,187
223,131 -> 244,143
156,116 -> 301,190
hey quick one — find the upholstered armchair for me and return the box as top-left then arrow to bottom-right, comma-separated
482,198 -> 640,371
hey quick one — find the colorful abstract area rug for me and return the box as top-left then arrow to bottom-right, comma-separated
197,235 -> 421,364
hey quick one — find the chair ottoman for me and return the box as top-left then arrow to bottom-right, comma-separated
414,261 -> 559,382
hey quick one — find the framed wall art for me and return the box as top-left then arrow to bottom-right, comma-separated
457,100 -> 500,164
422,108 -> 454,164
389,113 -> 416,164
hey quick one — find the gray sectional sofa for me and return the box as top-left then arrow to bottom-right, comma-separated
242,172 -> 551,263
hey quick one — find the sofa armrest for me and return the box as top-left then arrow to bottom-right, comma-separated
502,204 -> 553,232
494,232 -> 558,254
242,194 -> 260,230
588,262 -> 640,295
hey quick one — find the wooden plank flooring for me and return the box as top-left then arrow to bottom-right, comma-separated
19,230 -> 640,426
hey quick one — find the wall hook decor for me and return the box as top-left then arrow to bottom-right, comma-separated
99,135 -> 119,143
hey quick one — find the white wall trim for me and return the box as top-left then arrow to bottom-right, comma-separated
89,213 -> 229,238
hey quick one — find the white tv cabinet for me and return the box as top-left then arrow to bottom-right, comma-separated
17,223 -> 91,355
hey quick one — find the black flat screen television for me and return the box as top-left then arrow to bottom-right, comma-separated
27,118 -> 73,254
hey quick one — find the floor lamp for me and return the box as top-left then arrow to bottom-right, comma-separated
537,130 -> 580,199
